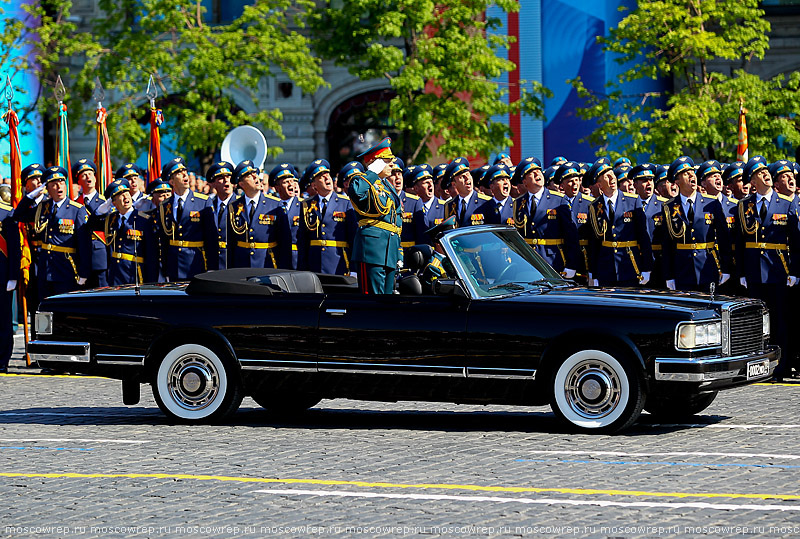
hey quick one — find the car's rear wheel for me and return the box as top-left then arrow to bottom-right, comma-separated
644,391 -> 718,421
152,343 -> 243,422
550,348 -> 645,433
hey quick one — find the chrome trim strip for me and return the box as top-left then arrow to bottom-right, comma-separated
467,367 -> 536,380
241,365 -> 318,372
239,359 -> 317,372
317,362 -> 465,377
654,352 -> 778,382
325,308 -> 347,316
28,341 -> 90,363
95,354 -> 145,366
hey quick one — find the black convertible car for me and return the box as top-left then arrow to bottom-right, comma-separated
29,225 -> 777,433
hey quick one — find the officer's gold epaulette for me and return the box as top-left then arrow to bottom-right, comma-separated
265,194 -> 281,202
622,191 -> 638,198
405,192 -> 420,200
138,211 -> 153,220
701,193 -> 716,199
0,200 -> 12,211
193,192 -> 209,200
548,189 -> 564,197
443,197 -> 453,204
98,193 -> 106,201
581,194 -> 595,202
778,193 -> 793,202
477,192 -> 492,201
69,200 -> 83,208
727,196 -> 738,203
438,198 -> 448,205
656,195 -> 669,203
337,193 -> 350,200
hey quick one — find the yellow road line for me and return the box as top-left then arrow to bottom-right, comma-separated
0,373 -> 107,379
0,472 -> 797,501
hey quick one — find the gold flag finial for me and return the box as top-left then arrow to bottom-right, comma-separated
54,75 -> 66,103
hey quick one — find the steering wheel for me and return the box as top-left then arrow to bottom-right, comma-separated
495,263 -> 520,283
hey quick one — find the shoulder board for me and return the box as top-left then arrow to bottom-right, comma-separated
0,200 -> 11,210
405,192 -> 420,200
477,193 -> 492,201
265,194 -> 281,202
69,200 -> 83,208
138,211 -> 153,220
548,189 -> 564,197
701,193 -> 716,199
581,194 -> 595,202
656,195 -> 669,202
337,193 -> 350,200
778,193 -> 793,202
437,198 -> 448,204
622,191 -> 638,198
98,194 -> 106,201
727,196 -> 738,203
193,192 -> 209,200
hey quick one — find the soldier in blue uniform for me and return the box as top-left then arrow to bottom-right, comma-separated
116,163 -> 146,205
14,166 -> 91,300
205,161 -> 235,270
409,165 -> 447,245
723,161 -> 749,200
92,179 -> 158,285
421,215 -> 457,292
585,158 -> 653,287
432,162 -> 449,200
18,164 -> 46,313
478,163 -> 514,226
661,157 -> 732,292
444,157 -> 492,227
348,139 -> 403,294
472,164 -> 491,196
0,193 -> 21,373
699,160 -> 741,295
140,179 -> 172,282
153,157 -> 218,281
556,162 -> 593,281
734,156 -> 800,381
298,159 -> 357,275
270,163 -> 302,269
227,160 -> 291,269
512,157 -> 580,277
336,161 -> 362,195
72,159 -> 108,287
630,163 -> 667,289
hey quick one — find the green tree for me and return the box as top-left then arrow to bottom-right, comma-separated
3,0 -> 326,169
571,0 -> 800,163
309,0 -> 550,163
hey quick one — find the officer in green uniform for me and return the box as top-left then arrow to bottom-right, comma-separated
348,137 -> 403,294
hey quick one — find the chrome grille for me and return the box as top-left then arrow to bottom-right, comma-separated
729,304 -> 764,356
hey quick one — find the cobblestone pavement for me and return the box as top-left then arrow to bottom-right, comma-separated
2,331 -> 800,538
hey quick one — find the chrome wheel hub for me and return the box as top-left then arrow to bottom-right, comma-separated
167,354 -> 219,411
564,360 -> 621,419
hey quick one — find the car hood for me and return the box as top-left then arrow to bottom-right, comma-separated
494,285 -> 739,314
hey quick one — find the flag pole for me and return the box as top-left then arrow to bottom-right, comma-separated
54,75 -> 77,199
92,77 -> 113,190
736,98 -> 748,163
146,75 -> 162,185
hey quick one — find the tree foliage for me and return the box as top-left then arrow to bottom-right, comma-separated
571,0 -> 800,163
309,0 -> 550,163
2,0 -> 326,168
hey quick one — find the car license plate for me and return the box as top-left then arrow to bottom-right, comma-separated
747,359 -> 770,380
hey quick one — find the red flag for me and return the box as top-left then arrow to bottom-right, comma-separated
736,102 -> 748,163
3,107 -> 31,282
93,107 -> 113,189
148,108 -> 163,184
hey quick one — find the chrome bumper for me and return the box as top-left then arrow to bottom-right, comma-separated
28,340 -> 90,364
654,346 -> 779,382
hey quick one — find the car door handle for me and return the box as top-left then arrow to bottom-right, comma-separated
325,308 -> 347,316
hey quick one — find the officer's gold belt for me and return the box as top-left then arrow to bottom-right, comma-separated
358,219 -> 402,235
218,241 -> 227,249
676,242 -> 715,250
601,240 -> 638,248
31,240 -> 42,247
237,241 -> 278,249
525,238 -> 564,246
310,240 -> 350,248
651,245 -> 662,251
41,243 -> 76,254
401,241 -> 415,248
579,240 -> 589,246
112,251 -> 144,264
169,240 -> 204,248
745,242 -> 787,250
291,244 -> 298,251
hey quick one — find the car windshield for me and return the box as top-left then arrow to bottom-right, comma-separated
442,227 -> 567,298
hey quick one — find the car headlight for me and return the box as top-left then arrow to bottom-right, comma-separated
676,320 -> 721,350
35,311 -> 53,335
763,310 -> 770,338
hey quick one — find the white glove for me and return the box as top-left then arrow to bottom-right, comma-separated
6,280 -> 16,292
563,268 -> 576,279
666,279 -> 676,291
77,277 -> 87,286
96,198 -> 114,215
27,184 -> 45,199
397,259 -> 404,269
740,277 -> 747,288
589,278 -> 599,287
639,271 -> 651,285
719,273 -> 730,285
789,276 -> 798,287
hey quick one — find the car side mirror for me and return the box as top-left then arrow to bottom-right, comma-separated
433,279 -> 467,297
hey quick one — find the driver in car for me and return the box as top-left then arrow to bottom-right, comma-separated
421,215 -> 457,291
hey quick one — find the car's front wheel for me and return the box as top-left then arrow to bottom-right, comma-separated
550,348 -> 645,433
644,391 -> 718,421
152,343 -> 243,422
